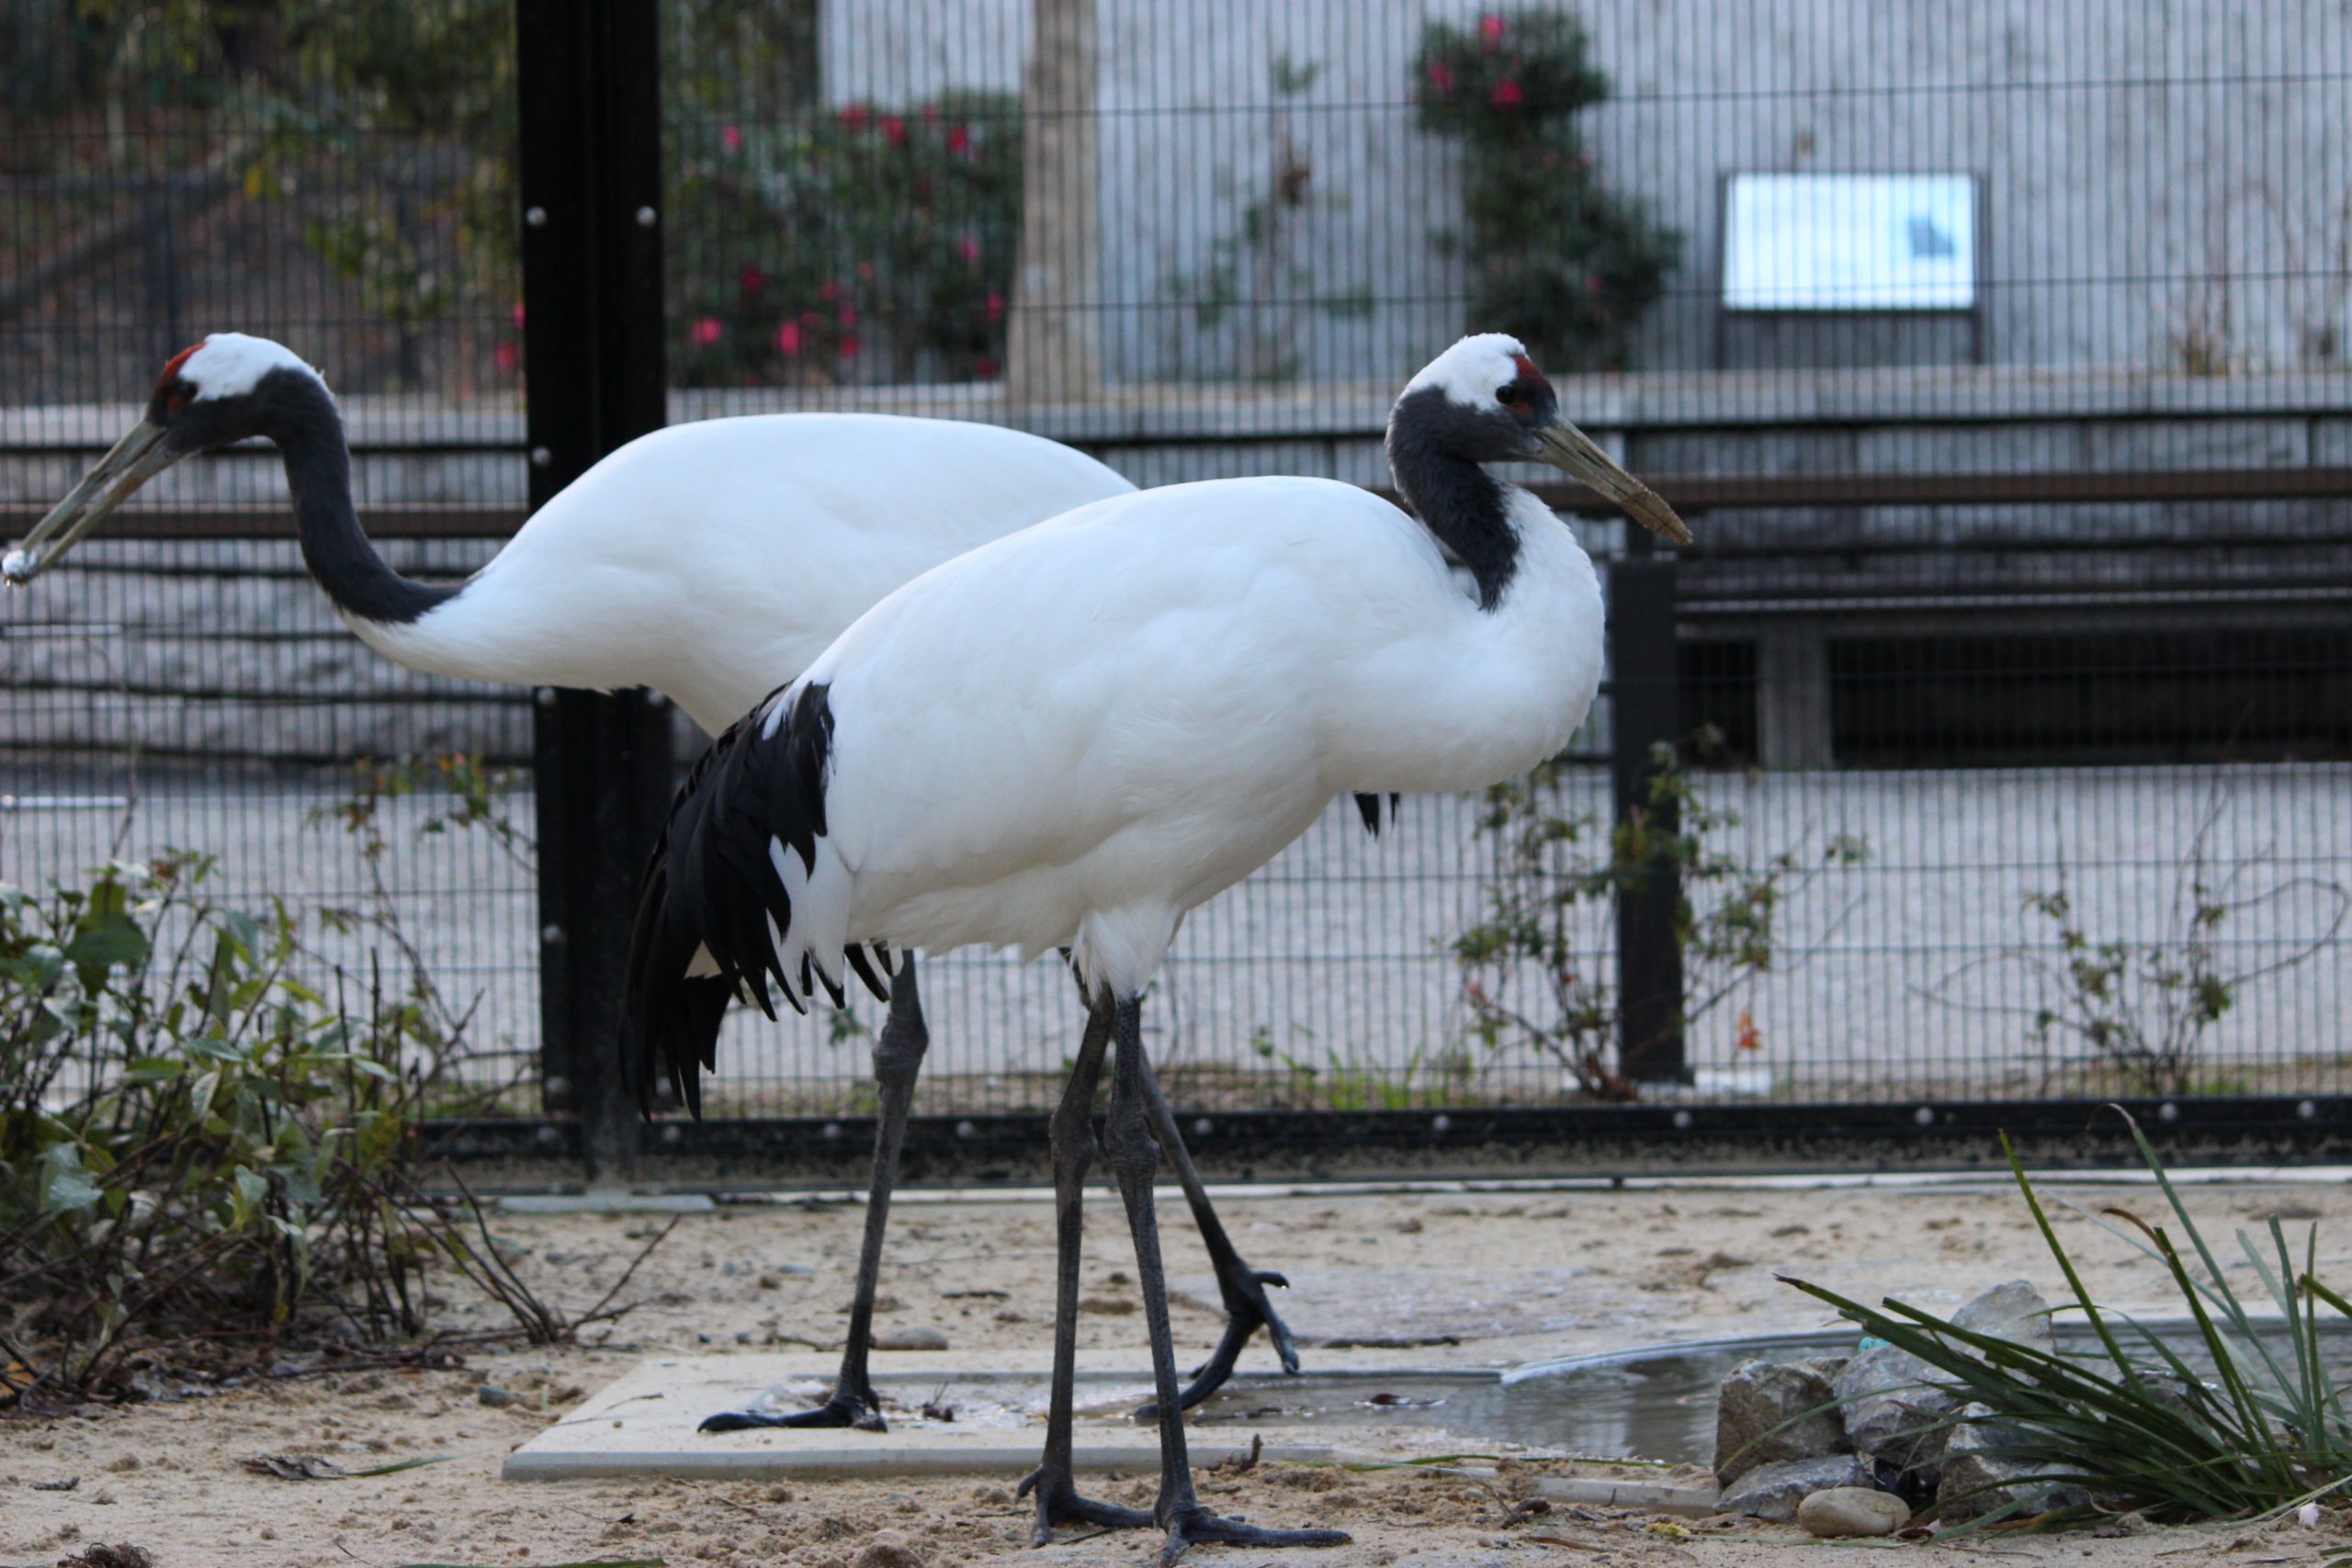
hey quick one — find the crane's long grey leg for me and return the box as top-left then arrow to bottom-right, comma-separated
1017,990 -> 1154,1541
700,957 -> 929,1433
1052,959 -> 1301,1417
1102,996 -> 1351,1564
1135,1049 -> 1301,1418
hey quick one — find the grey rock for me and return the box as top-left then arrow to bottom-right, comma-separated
1796,1486 -> 1911,1539
476,1384 -> 519,1407
1938,1403 -> 2090,1523
1714,1359 -> 1849,1485
1833,1344 -> 1956,1476
1716,1454 -> 1869,1522
873,1325 -> 949,1351
1951,1280 -> 2054,1354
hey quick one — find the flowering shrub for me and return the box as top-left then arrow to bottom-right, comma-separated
1412,10 -> 1679,370
669,92 -> 1021,387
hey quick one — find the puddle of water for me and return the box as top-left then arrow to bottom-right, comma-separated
812,1321 -> 2352,1466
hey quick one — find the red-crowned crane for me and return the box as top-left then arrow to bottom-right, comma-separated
628,333 -> 1691,1560
2,330 -> 1317,1426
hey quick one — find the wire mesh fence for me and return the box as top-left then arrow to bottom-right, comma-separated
3,0 -> 2348,1142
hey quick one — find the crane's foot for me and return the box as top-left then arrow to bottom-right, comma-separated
699,1389 -> 887,1434
1016,1462 -> 1155,1545
1137,1268 -> 1301,1418
1158,1504 -> 1351,1565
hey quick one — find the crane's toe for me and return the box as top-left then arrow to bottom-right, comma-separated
1016,1463 -> 1156,1544
1159,1506 -> 1351,1564
1139,1267 -> 1301,1417
699,1392 -> 887,1434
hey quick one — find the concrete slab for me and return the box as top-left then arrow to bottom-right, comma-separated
1172,1268 -> 1596,1348
503,1352 -> 1354,1482
497,1192 -> 718,1215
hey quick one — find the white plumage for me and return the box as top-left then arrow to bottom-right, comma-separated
631,333 -> 1690,1558
747,471 -> 1601,1001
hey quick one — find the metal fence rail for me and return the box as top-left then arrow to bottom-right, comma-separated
3,0 -> 2348,1176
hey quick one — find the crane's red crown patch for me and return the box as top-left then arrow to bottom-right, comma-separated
159,342 -> 204,389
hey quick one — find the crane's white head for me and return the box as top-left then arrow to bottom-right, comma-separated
1389,333 -> 1690,545
3,334 -> 332,586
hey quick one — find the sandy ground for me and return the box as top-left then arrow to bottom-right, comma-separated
8,1174 -> 2352,1568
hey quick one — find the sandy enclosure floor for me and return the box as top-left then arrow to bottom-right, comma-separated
7,1176 -> 2352,1568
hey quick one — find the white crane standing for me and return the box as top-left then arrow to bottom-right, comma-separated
628,333 -> 1691,1560
3,331 -> 1325,1426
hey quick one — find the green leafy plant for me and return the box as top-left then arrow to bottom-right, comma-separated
669,92 -> 1022,388
1925,794 -> 2349,1097
0,853 -> 561,1400
1787,1113 -> 2352,1528
1411,9 -> 1680,370
1163,54 -> 1374,383
1453,735 -> 1866,1100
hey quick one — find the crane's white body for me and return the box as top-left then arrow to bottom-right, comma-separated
354,414 -> 1136,735
755,474 -> 1602,1001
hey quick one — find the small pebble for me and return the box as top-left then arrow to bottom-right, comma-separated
477,1385 -> 519,1408
873,1325 -> 949,1352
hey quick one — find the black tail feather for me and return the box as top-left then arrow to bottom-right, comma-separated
1353,791 -> 1404,837
623,681 -> 839,1120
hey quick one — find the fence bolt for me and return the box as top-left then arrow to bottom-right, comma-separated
1192,1117 -> 1212,1137
530,446 -> 552,468
1915,1106 -> 1936,1125
956,1119 -> 978,1139
544,1074 -> 570,1100
526,205 -> 548,227
662,1123 -> 681,1143
1431,1113 -> 1452,1134
2158,1101 -> 2179,1122
2301,1100 -> 2320,1120
1672,1110 -> 1692,1130
537,687 -> 558,706
635,205 -> 657,227
541,923 -> 564,945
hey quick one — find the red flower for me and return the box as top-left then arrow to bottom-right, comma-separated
720,124 -> 742,153
837,304 -> 858,328
1491,79 -> 1523,107
510,300 -> 526,331
816,279 -> 842,303
1479,13 -> 1506,44
775,321 -> 802,355
739,264 -> 765,297
1736,1009 -> 1763,1053
956,234 -> 982,265
982,291 -> 1005,323
690,317 -> 723,348
974,356 -> 999,380
882,116 -> 908,148
839,104 -> 871,132
855,259 -> 876,280
492,341 -> 520,374
945,124 -> 971,155
838,333 -> 861,360
1426,62 -> 1454,92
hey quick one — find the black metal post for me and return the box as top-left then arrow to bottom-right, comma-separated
1608,548 -> 1687,1085
517,0 -> 671,1184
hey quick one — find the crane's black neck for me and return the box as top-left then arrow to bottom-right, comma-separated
258,369 -> 458,626
1385,385 -> 1522,612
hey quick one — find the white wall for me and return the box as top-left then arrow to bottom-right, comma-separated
822,0 -> 2352,380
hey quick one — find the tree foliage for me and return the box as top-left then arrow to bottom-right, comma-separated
1412,9 -> 1680,370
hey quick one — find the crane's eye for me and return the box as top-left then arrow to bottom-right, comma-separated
1496,382 -> 1532,413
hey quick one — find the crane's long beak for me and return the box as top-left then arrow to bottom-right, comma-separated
2,421 -> 178,586
1532,420 -> 1692,546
